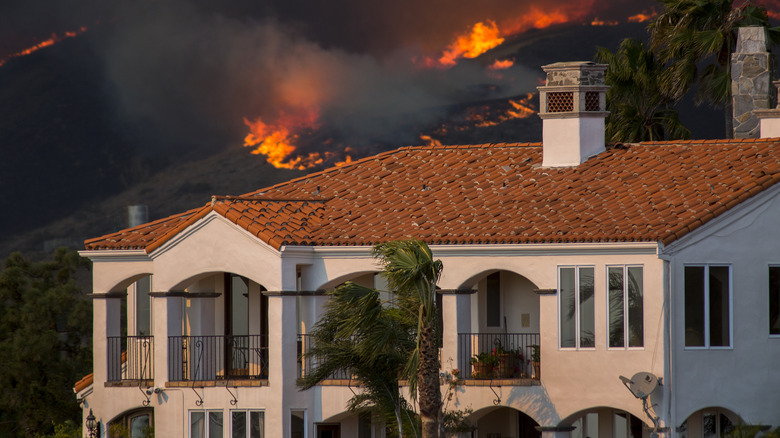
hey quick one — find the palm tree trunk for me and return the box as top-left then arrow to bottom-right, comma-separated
418,323 -> 442,438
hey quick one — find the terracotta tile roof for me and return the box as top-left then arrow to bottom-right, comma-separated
84,139 -> 780,251
74,373 -> 93,393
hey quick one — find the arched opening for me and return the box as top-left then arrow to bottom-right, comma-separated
167,272 -> 270,382
678,407 -> 740,438
562,407 -> 649,438
108,407 -> 154,438
316,410 -> 386,438
469,406 -> 541,438
457,270 -> 540,380
107,274 -> 154,384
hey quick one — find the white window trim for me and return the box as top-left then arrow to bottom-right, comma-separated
290,408 -> 307,438
683,264 -> 733,350
605,265 -> 645,351
769,264 -> 780,339
230,409 -> 265,438
558,265 -> 596,350
189,409 -> 224,438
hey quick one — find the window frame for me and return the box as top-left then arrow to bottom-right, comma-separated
189,409 -> 225,438
683,264 -> 733,350
558,265 -> 596,350
606,265 -> 645,350
229,409 -> 265,438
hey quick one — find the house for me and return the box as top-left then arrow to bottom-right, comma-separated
76,59 -> 780,438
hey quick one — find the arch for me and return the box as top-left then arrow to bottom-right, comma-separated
679,406 -> 742,438
559,406 -> 653,435
105,272 -> 153,294
454,267 -> 541,291
468,405 -> 541,438
166,270 -> 271,293
316,270 -> 380,291
108,406 -> 154,438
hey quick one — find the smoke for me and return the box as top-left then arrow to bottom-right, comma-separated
0,0 -> 680,160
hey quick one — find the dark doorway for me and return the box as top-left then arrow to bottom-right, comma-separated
518,410 -> 541,438
316,423 -> 340,438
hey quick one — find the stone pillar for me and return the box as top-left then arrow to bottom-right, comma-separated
731,26 -> 773,138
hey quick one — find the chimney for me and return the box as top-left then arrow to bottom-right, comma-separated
755,79 -> 780,137
731,26 -> 773,138
128,205 -> 149,228
538,61 -> 609,167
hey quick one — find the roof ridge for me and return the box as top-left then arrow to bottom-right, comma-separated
212,195 -> 330,203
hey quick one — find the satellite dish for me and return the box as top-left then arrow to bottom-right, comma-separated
619,372 -> 659,399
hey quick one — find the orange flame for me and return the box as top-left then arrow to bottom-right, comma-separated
243,108 -> 322,170
502,7 -> 570,35
590,18 -> 619,26
0,27 -> 87,68
438,20 -> 505,67
628,11 -> 657,23
489,59 -> 514,70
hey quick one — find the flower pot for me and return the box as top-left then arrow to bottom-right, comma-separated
532,361 -> 541,380
497,354 -> 516,378
472,362 -> 493,379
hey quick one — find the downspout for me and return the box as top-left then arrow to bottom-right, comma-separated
660,247 -> 674,437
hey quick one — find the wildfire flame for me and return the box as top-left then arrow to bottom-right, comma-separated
243,109 -> 355,170
438,20 -> 505,67
590,18 -> 619,26
489,59 -> 514,70
502,7 -> 570,35
0,27 -> 87,68
419,92 -> 537,146
628,11 -> 658,23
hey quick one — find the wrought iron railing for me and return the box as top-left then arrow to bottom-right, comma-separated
458,332 -> 540,379
107,336 -> 154,382
168,335 -> 268,381
297,334 -> 351,380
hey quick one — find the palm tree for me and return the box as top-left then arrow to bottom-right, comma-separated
298,281 -> 419,437
596,38 -> 691,142
648,0 -> 775,138
372,240 -> 443,438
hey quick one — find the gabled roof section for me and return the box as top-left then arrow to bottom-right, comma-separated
85,138 -> 780,252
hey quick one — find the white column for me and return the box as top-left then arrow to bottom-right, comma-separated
152,295 -> 181,387
94,297 -> 121,384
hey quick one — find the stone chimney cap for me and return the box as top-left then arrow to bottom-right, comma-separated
541,62 -> 607,87
542,61 -> 602,69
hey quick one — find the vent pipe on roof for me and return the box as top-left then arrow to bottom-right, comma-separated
732,26 -> 773,138
128,205 -> 148,228
538,62 -> 609,167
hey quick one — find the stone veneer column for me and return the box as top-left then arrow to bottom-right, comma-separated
731,26 -> 773,138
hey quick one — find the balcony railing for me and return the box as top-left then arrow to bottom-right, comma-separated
168,335 -> 268,382
107,336 -> 154,382
297,334 -> 351,380
458,332 -> 540,379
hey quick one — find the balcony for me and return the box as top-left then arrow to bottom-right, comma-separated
107,336 -> 154,384
458,333 -> 540,381
297,334 -> 351,382
168,335 -> 269,382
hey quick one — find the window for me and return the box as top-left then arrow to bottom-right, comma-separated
559,267 -> 595,348
108,408 -> 153,438
684,265 -> 731,347
770,266 -> 780,335
608,266 -> 644,348
136,276 -> 151,336
486,272 -> 501,327
231,410 -> 265,438
191,410 -> 224,438
291,410 -> 306,438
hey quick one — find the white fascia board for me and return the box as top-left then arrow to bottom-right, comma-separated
282,241 -> 661,260
428,241 -> 661,258
661,182 -> 780,256
78,249 -> 151,263
149,211 -> 281,260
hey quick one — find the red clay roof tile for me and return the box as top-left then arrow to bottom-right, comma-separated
84,140 -> 780,251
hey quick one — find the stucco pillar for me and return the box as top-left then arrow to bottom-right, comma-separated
152,295 -> 182,387
267,292 -> 298,438
93,296 -> 121,384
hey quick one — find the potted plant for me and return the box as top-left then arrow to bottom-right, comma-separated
470,352 -> 497,378
493,339 -> 522,378
530,344 -> 540,380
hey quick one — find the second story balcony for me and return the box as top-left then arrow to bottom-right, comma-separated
107,335 -> 154,384
458,332 -> 540,381
168,334 -> 269,382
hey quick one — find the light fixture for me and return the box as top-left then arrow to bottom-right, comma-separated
85,409 -> 97,438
